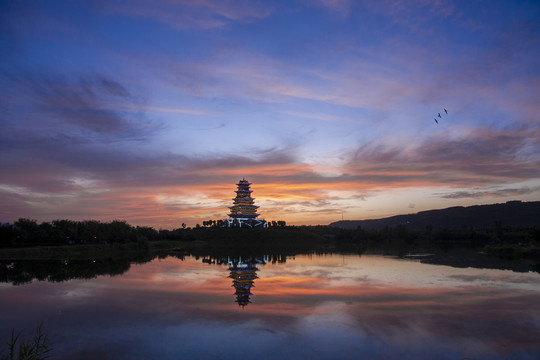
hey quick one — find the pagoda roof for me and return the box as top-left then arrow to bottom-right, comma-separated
228,214 -> 259,218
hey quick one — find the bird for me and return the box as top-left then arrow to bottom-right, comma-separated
434,118 -> 438,124
444,108 -> 448,114
438,113 -> 441,118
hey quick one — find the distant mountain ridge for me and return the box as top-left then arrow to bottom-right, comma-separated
330,201 -> 540,230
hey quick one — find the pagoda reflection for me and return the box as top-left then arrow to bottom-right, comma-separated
226,256 -> 267,307
197,254 -> 289,306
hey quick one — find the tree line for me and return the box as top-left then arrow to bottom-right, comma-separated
2,218 -> 538,257
0,218 -> 289,247
0,219 -> 189,247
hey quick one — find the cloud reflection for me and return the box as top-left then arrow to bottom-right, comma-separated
1,254 -> 540,359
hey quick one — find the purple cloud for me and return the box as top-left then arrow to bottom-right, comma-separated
440,186 -> 540,199
100,0 -> 274,30
348,125 -> 540,186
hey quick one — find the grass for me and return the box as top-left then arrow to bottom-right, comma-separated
0,325 -> 52,360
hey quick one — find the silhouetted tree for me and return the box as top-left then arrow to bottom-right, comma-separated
0,223 -> 14,247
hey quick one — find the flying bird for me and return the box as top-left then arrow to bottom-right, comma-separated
438,113 -> 441,118
444,108 -> 448,114
434,118 -> 438,124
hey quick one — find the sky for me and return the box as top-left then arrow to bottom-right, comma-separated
1,0 -> 539,228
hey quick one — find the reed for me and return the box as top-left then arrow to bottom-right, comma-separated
0,325 -> 52,360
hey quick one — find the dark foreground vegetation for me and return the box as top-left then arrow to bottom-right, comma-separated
0,219 -> 186,248
1,213 -> 539,285
0,325 -> 52,360
1,217 -> 540,256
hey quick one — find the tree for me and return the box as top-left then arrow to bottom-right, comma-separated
0,223 -> 14,247
13,219 -> 39,245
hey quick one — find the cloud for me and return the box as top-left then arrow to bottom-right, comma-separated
360,0 -> 457,32
311,0 -> 352,18
100,0 -> 274,30
0,69 -> 170,197
440,186 -> 540,199
82,74 -> 132,98
416,127 -> 540,179
347,125 -> 540,187
0,70 -> 154,137
121,104 -> 216,116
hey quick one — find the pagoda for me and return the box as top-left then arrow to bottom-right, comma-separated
222,178 -> 267,228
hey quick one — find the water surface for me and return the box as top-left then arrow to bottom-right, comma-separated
1,253 -> 539,359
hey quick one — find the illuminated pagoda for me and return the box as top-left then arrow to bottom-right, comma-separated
222,178 -> 268,228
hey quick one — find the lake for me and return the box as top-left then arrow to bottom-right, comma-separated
1,252 -> 540,359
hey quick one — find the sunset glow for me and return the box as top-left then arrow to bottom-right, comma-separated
1,1 -> 539,228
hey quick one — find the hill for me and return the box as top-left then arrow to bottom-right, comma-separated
330,201 -> 540,230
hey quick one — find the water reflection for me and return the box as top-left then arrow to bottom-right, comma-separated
2,247 -> 537,288
185,253 -> 291,306
1,253 -> 540,359
200,255 -> 273,306
227,256 -> 265,307
0,259 -> 132,285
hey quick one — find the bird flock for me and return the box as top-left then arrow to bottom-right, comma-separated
434,108 -> 448,124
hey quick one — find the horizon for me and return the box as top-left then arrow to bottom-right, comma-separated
1,1 -> 540,229
2,199 -> 535,229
